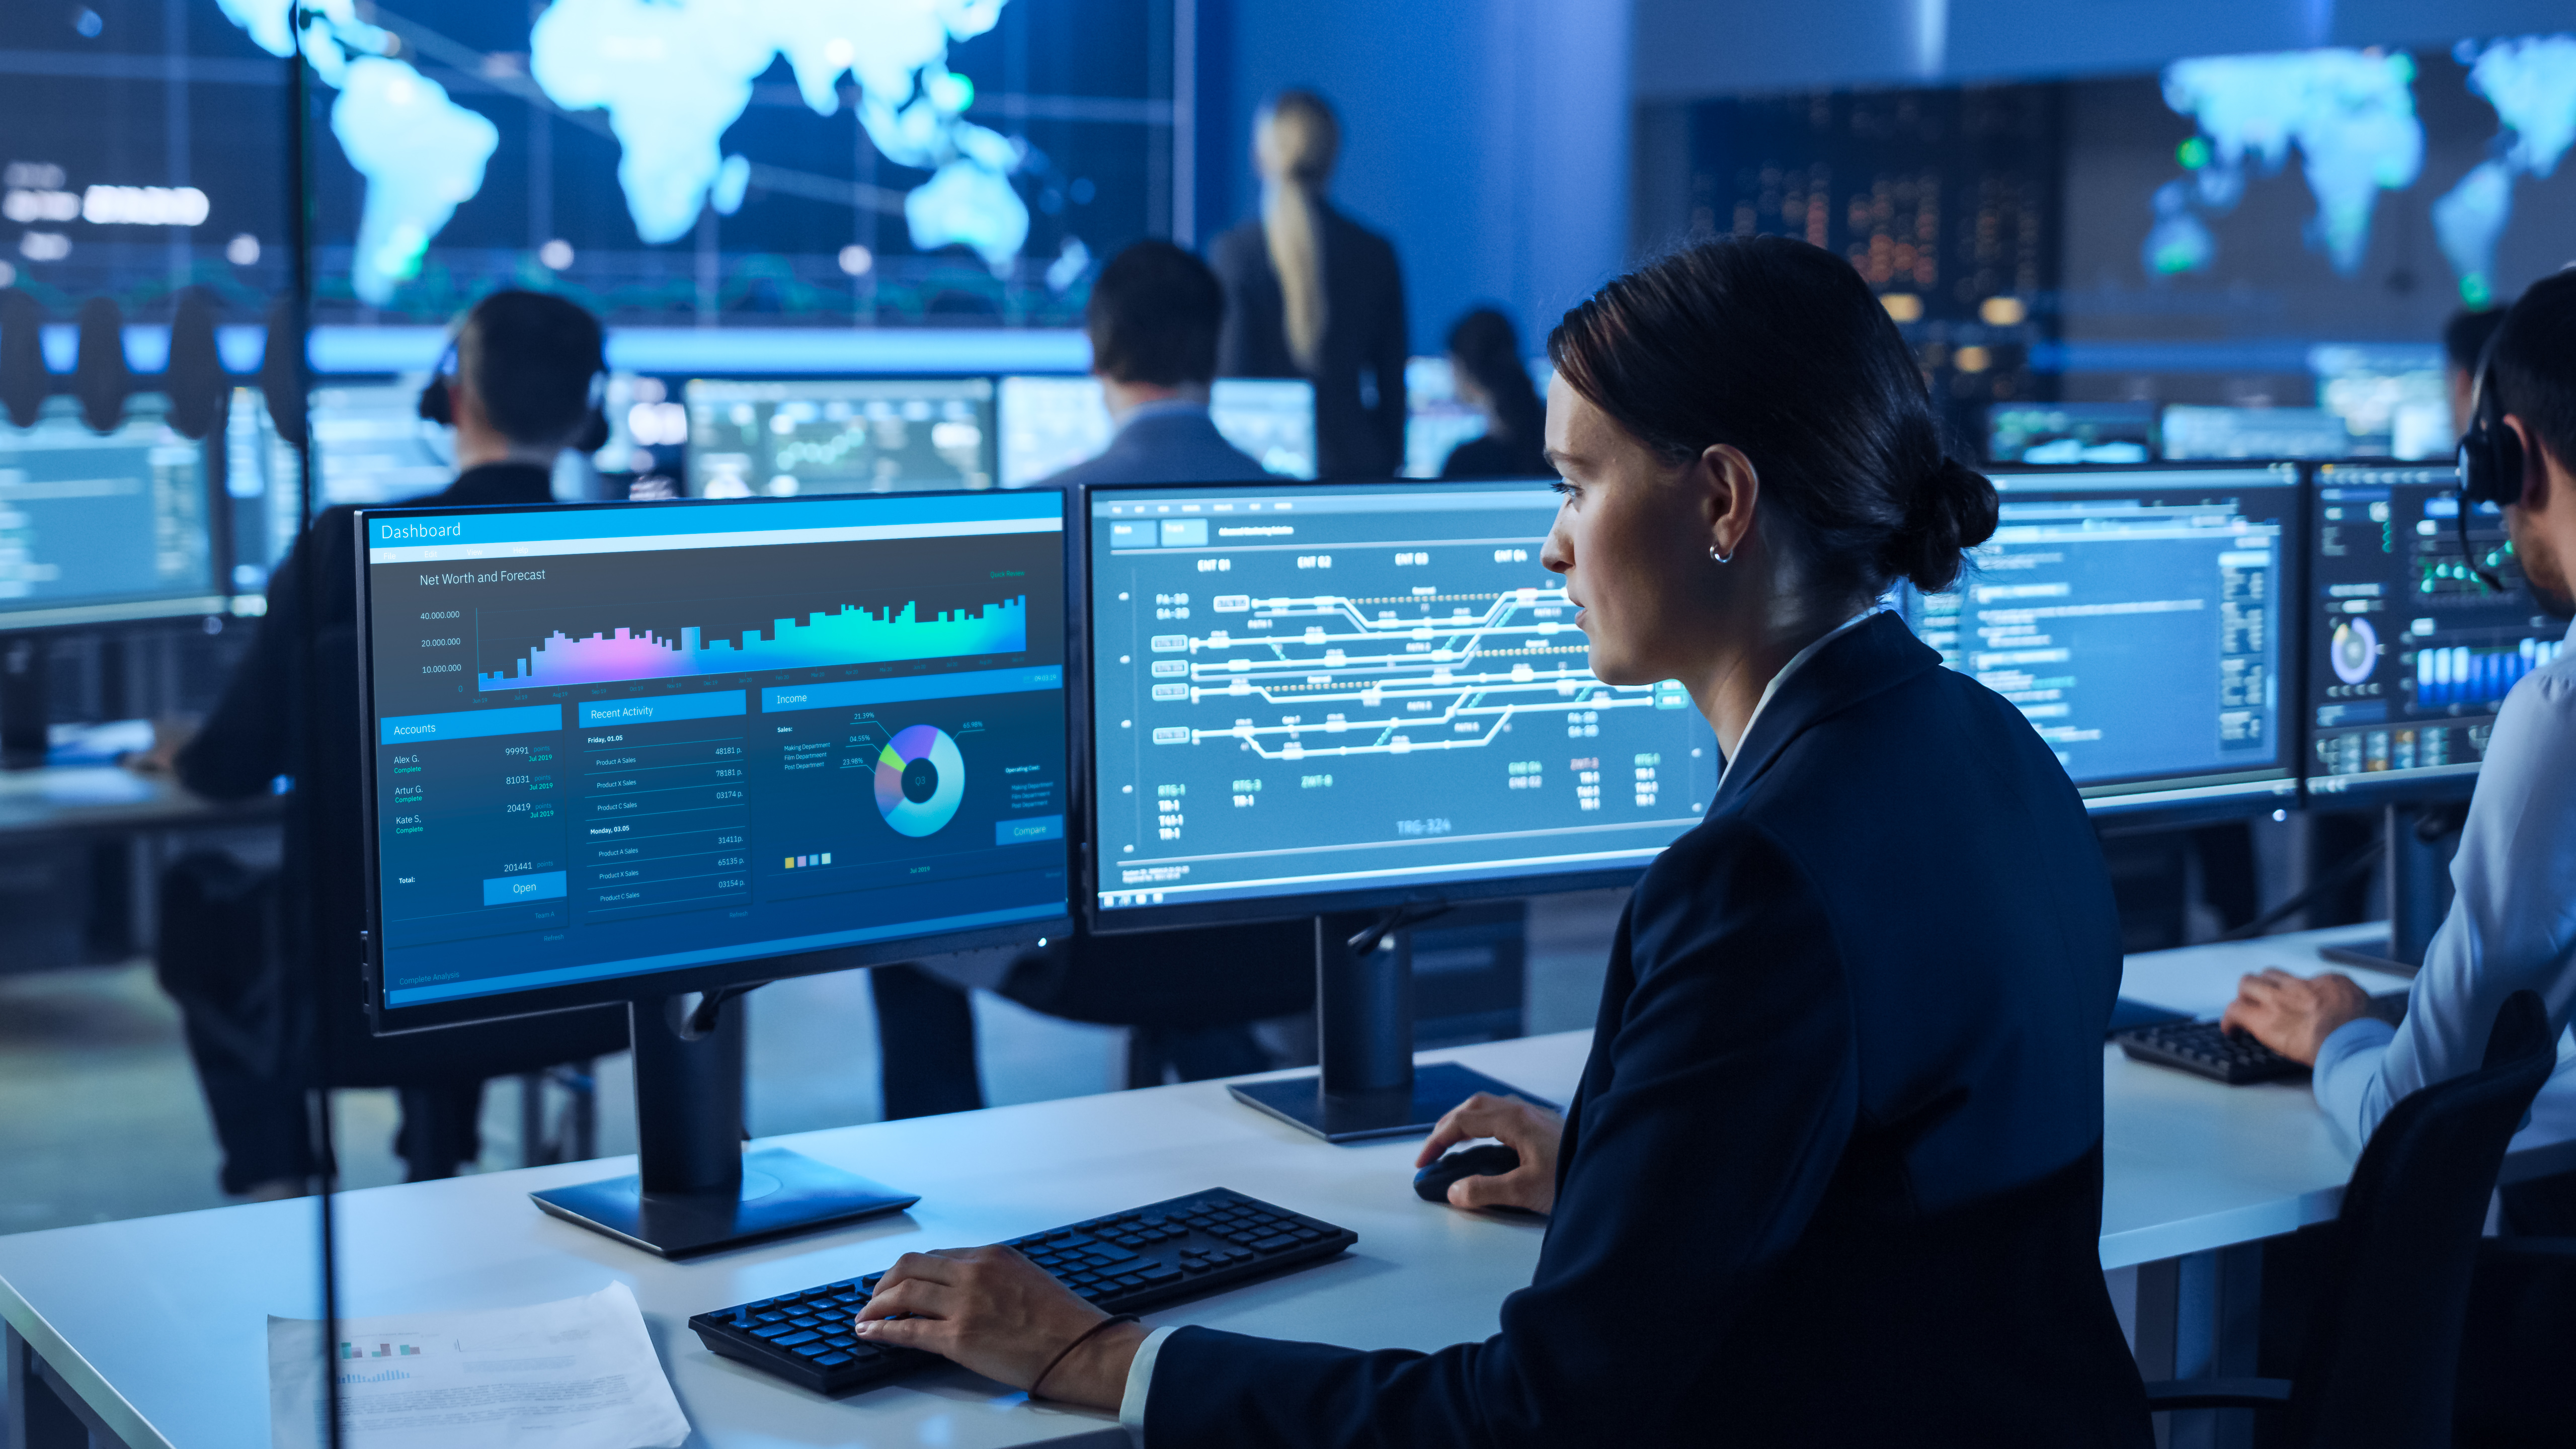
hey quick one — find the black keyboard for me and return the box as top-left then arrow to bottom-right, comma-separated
2115,1019 -> 2308,1084
689,1187 -> 1357,1395
2114,990 -> 2409,1086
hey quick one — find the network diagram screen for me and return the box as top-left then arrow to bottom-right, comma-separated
0,394 -> 220,628
2306,463 -> 2567,794
995,376 -> 1318,487
360,492 -> 1068,1011
686,378 -> 996,497
1908,466 -> 2300,813
1087,480 -> 1718,923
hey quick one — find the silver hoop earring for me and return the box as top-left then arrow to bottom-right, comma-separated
1709,544 -> 1733,565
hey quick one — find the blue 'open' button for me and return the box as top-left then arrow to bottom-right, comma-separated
484,871 -> 568,907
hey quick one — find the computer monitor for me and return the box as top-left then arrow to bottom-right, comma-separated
684,377 -> 997,496
2161,405 -> 2356,461
1402,357 -> 1486,479
1401,356 -> 1557,479
358,488 -> 1068,1251
1986,402 -> 2156,465
1084,477 -> 1717,932
2304,462 -> 2565,799
2310,345 -> 2451,462
1906,463 -> 2304,818
310,382 -> 459,507
0,394 -> 222,629
994,375 -> 1318,487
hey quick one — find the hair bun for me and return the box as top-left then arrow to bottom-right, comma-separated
1884,456 -> 1999,594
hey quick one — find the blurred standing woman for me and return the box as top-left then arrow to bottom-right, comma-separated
1439,306 -> 1550,479
1212,89 -> 1409,478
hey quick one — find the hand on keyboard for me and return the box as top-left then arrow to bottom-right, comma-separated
854,1245 -> 1146,1410
2221,969 -> 2374,1066
1419,1091 -> 1563,1214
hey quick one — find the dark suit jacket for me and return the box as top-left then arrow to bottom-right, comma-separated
1210,204 -> 1408,479
1036,405 -> 1273,490
1144,612 -> 2151,1446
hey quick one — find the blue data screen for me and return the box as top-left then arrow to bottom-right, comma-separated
1088,481 -> 1718,916
1907,466 -> 2300,812
362,494 -> 1068,1008
2306,464 -> 2567,794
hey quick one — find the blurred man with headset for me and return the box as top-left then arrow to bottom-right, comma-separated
2226,270 -> 2576,1442
137,291 -> 623,1196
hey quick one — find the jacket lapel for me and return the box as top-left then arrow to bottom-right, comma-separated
1708,611 -> 1941,813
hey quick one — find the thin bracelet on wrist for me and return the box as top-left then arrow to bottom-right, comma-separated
1029,1313 -> 1139,1401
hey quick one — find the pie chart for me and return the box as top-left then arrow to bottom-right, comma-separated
874,725 -> 965,837
2329,617 -> 2381,686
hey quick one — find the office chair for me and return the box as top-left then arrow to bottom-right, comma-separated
2142,988 -> 2555,1448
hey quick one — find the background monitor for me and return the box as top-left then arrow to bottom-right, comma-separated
358,489 -> 1070,1030
685,378 -> 997,497
2161,405 -> 2355,461
1906,463 -> 2303,816
311,382 -> 458,507
1986,402 -> 2157,465
0,394 -> 222,629
1401,356 -> 1557,479
994,376 -> 1317,487
2310,345 -> 2452,462
2304,462 -> 2566,798
1084,477 -> 1717,930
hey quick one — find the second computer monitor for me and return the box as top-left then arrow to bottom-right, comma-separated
2305,462 -> 2566,797
687,377 -> 997,496
1909,464 -> 2303,816
1085,478 -> 1718,929
995,376 -> 1317,487
0,394 -> 221,628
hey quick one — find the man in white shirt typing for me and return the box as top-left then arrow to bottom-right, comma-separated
2223,269 -> 2576,1443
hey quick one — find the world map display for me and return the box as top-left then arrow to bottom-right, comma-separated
2148,37 -> 2576,305
212,0 -> 1031,307
2433,36 -> 2576,307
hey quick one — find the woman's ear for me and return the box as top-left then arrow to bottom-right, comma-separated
1697,444 -> 1760,559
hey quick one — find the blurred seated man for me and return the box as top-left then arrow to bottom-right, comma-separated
870,240 -> 1308,1116
137,291 -> 624,1194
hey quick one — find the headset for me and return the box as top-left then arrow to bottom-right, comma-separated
416,334 -> 613,455
2453,341 -> 2524,593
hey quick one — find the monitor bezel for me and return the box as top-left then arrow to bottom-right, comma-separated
2297,457 -> 2547,807
355,490 -> 1076,1036
1074,476 -> 1655,938
1973,458 -> 2312,825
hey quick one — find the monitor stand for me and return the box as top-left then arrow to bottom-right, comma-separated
530,988 -> 918,1258
2315,803 -> 2461,978
1229,905 -> 1558,1143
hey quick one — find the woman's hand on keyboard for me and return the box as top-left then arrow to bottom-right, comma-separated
852,1246 -> 1144,1410
1418,1092 -> 1564,1215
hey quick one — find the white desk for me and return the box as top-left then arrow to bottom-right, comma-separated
7,925 -> 2572,1448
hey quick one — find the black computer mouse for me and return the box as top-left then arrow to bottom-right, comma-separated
1414,1143 -> 1521,1204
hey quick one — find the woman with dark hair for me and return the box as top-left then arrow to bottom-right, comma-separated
1439,306 -> 1550,479
845,236 -> 2152,1446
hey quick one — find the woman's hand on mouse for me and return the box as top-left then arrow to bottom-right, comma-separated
852,1246 -> 1145,1410
1417,1092 -> 1563,1215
